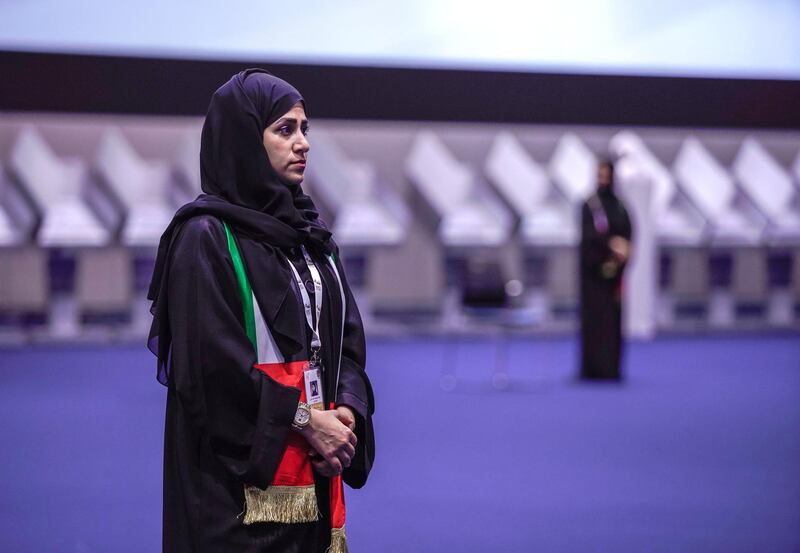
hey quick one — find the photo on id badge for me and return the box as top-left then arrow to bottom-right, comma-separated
305,367 -> 323,407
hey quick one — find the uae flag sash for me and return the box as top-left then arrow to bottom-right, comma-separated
223,221 -> 348,553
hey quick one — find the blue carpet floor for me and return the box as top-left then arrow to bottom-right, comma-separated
0,335 -> 798,552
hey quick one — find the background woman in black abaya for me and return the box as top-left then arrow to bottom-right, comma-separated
579,158 -> 633,381
147,69 -> 375,553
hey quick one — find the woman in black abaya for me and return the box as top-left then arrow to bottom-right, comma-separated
147,69 -> 375,552
579,158 -> 632,381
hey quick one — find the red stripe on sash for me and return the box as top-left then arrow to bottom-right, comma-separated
254,361 -> 314,488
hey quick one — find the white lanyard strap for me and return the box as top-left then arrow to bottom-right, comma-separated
283,246 -> 323,350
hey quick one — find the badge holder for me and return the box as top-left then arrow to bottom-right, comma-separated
304,344 -> 325,411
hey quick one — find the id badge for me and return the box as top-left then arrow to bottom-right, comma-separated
304,367 -> 325,410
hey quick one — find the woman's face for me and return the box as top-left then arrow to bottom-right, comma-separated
262,102 -> 310,185
597,163 -> 613,188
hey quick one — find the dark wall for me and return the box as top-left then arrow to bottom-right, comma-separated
2,50 -> 800,128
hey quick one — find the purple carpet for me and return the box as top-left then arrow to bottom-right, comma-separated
1,334 -> 798,552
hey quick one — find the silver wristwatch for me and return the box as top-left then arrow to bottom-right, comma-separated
292,402 -> 311,430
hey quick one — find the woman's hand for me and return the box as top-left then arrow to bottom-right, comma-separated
335,405 -> 356,431
299,409 -> 356,476
608,236 -> 630,263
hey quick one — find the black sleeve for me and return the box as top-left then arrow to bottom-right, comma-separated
332,254 -> 375,489
167,216 -> 300,490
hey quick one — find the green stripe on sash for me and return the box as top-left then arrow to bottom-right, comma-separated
222,220 -> 257,353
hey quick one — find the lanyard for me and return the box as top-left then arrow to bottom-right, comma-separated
588,194 -> 609,234
284,246 -> 324,360
284,246 -> 348,401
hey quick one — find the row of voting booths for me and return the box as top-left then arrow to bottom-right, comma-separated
0,114 -> 799,342
0,116 -> 199,340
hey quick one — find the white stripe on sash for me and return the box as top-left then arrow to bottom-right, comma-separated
252,292 -> 284,364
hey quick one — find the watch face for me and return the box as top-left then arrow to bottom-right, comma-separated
295,409 -> 310,426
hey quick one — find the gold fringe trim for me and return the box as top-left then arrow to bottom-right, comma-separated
243,484 -> 319,525
326,527 -> 348,553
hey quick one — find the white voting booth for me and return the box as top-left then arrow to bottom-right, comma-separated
674,136 -> 768,326
675,137 -> 765,246
95,129 -> 175,247
407,131 -> 512,248
9,127 -> 116,338
733,138 -> 800,246
94,129 -> 181,335
733,137 -> 800,324
545,133 -> 596,315
484,132 -> 579,320
11,127 -> 107,247
406,131 -> 513,327
485,132 -> 576,247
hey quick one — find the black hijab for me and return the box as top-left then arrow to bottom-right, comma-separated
148,69 -> 333,385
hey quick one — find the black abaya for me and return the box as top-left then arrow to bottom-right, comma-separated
579,188 -> 632,381
162,216 -> 373,552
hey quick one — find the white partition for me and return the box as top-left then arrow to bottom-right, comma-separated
734,138 -> 800,246
9,127 -> 108,246
95,129 -> 175,246
674,136 -> 764,245
305,132 -> 407,247
610,130 -> 705,246
406,131 -> 511,246
548,133 -> 596,206
485,132 -> 577,246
